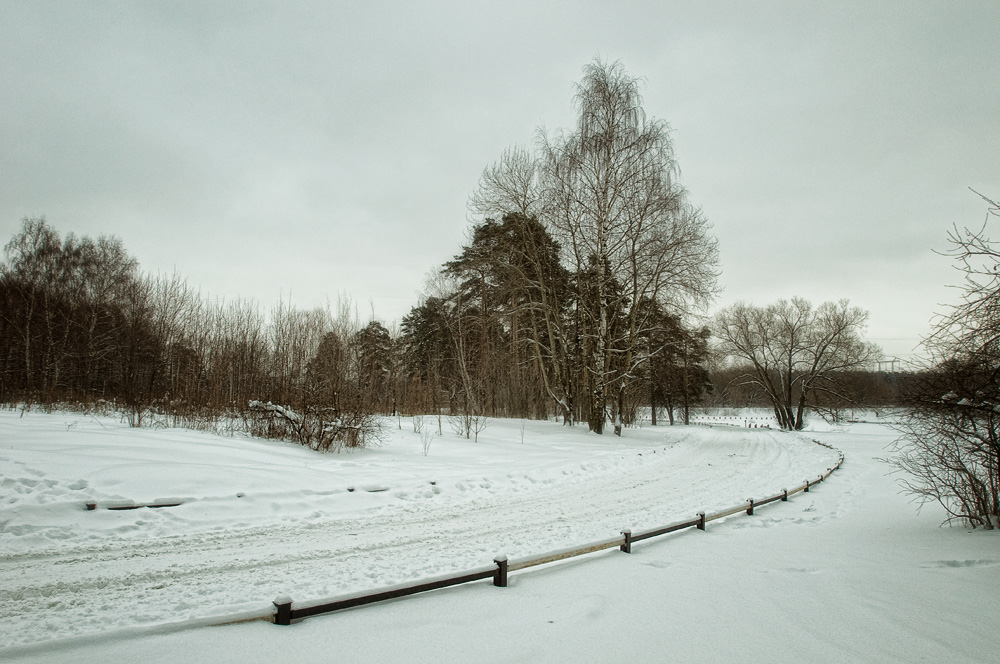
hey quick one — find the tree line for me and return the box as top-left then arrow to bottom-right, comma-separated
0,217 -> 395,448
5,56 -> 988,533
1,59 -> 892,447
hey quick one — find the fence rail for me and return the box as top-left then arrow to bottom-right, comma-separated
279,565 -> 500,624
272,441 -> 844,626
507,535 -> 625,573
85,501 -> 184,511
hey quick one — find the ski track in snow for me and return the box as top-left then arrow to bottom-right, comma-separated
0,424 -> 838,648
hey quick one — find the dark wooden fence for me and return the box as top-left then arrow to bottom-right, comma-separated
271,442 -> 844,625
85,500 -> 184,510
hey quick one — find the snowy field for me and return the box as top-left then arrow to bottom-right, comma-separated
1,409 -> 997,663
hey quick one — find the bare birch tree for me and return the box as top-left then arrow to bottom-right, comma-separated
538,60 -> 718,434
460,59 -> 719,433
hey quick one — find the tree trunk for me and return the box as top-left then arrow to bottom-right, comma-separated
561,395 -> 574,426
794,392 -> 807,430
589,386 -> 605,434
613,383 -> 625,436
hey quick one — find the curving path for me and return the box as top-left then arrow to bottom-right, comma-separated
0,426 -> 839,648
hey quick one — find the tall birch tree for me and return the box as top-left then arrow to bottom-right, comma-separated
539,60 -> 718,433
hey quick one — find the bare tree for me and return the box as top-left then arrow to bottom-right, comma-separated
714,297 -> 880,430
469,144 -> 540,221
538,59 -> 718,434
450,59 -> 719,433
1,218 -> 69,399
892,191 -> 1000,528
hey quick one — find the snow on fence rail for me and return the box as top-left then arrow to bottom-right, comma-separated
270,440 -> 845,626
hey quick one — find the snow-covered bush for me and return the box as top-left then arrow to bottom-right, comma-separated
248,401 -> 383,452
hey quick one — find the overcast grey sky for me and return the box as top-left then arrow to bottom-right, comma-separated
2,1 -> 998,361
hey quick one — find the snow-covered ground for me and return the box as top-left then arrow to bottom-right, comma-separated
2,410 -> 996,663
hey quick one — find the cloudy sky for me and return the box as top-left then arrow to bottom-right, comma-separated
2,1 -> 998,361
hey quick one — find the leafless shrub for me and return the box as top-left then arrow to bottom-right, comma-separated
891,191 -> 1000,528
470,413 -> 488,443
892,395 -> 1000,528
449,413 -> 470,438
248,400 -> 383,453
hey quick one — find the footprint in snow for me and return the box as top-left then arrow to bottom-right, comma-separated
641,560 -> 673,569
791,517 -> 821,525
922,559 -> 1000,569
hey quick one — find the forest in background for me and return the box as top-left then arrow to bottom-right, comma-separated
0,213 -> 903,446
0,61 -> 899,450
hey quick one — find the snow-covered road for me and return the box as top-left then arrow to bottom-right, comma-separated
0,413 -> 839,648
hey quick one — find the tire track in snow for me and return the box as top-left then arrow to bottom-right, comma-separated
0,428 -> 837,648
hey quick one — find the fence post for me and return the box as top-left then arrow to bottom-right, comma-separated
697,512 -> 706,531
494,556 -> 508,587
746,498 -> 755,516
781,489 -> 788,502
273,596 -> 293,626
621,529 -> 632,554
804,479 -> 810,492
